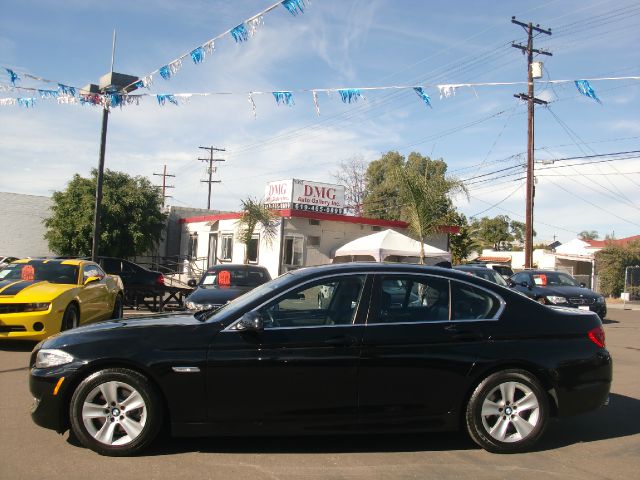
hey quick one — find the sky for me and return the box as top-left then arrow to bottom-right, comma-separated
1,0 -> 639,244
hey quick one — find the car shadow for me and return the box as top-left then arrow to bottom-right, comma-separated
0,340 -> 37,352
602,318 -> 619,324
139,393 -> 639,457
145,431 -> 475,456
532,393 -> 640,451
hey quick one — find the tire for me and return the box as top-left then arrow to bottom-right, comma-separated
111,294 -> 124,319
465,369 -> 549,453
69,368 -> 163,456
61,303 -> 79,331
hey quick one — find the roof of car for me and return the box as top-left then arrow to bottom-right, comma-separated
453,265 -> 496,272
12,258 -> 90,266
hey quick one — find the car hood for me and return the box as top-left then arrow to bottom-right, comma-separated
0,280 -> 75,301
41,312 -> 223,352
538,285 -> 600,298
186,286 -> 252,304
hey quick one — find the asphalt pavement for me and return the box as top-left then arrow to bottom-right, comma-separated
1,309 -> 638,480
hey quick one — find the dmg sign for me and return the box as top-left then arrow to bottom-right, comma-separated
264,179 -> 345,214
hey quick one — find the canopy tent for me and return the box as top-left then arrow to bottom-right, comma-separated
333,229 -> 451,266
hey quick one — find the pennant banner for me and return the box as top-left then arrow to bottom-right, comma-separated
413,87 -> 432,108
574,80 -> 602,104
273,91 -> 294,106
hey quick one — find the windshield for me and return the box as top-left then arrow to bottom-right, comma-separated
200,268 -> 269,287
0,262 -> 79,285
203,272 -> 295,321
532,272 -> 579,287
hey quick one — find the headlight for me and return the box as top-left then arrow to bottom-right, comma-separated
545,296 -> 568,304
185,300 -> 197,310
0,303 -> 51,314
185,300 -> 219,311
35,349 -> 74,368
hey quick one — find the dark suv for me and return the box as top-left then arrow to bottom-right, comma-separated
92,257 -> 165,289
509,269 -> 606,319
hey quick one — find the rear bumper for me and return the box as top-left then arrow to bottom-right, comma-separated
554,350 -> 612,417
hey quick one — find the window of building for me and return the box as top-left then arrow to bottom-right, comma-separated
307,235 -> 321,247
247,235 -> 259,263
308,219 -> 320,226
187,234 -> 198,260
220,234 -> 233,261
283,236 -> 304,266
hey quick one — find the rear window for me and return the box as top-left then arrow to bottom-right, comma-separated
200,268 -> 269,287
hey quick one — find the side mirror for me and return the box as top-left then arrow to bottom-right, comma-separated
235,311 -> 264,332
507,279 -> 515,287
187,278 -> 198,288
84,276 -> 101,285
579,282 -> 586,288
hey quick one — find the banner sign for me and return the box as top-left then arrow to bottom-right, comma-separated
264,179 -> 345,214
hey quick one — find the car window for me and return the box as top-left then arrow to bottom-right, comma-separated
201,268 -> 269,287
375,275 -> 449,323
0,262 -> 79,284
102,258 -> 122,274
83,265 -> 105,282
451,281 -> 500,320
512,272 -> 530,284
260,276 -> 365,328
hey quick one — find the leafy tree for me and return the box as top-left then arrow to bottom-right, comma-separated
362,151 -> 449,220
395,161 -> 466,264
331,156 -> 368,216
448,212 -> 479,265
579,230 -> 599,241
236,197 -> 279,264
595,240 -> 640,297
473,215 -> 513,251
44,169 -> 166,257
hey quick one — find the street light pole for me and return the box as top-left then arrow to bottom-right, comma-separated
91,106 -> 109,262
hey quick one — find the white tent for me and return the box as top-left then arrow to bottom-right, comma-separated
333,229 -> 451,266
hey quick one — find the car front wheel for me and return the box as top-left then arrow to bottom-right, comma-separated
69,368 -> 163,456
465,369 -> 549,453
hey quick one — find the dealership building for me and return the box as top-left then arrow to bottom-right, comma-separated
178,179 -> 456,280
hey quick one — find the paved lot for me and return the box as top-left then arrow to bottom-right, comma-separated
1,309 -> 638,480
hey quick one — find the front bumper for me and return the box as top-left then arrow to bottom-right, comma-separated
30,364 -> 81,433
0,309 -> 61,341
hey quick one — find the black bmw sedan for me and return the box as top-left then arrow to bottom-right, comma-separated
509,269 -> 607,319
29,263 -> 611,456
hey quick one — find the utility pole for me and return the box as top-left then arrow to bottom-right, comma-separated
198,146 -> 226,210
153,164 -> 175,207
512,17 -> 552,269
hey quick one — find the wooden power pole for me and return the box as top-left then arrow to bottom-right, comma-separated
198,146 -> 226,210
153,164 -> 175,207
512,17 -> 552,268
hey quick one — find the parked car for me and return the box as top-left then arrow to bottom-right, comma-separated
469,262 -> 514,279
0,258 -> 123,341
0,256 -> 19,270
30,263 -> 611,456
184,264 -> 271,311
89,257 -> 165,289
508,269 -> 606,319
453,265 -> 509,286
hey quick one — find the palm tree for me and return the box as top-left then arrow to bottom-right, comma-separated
236,197 -> 279,264
395,165 -> 467,264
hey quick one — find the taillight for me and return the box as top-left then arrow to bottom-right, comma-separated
156,274 -> 165,286
588,326 -> 605,348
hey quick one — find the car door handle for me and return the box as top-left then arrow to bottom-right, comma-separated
324,335 -> 356,346
444,325 -> 483,341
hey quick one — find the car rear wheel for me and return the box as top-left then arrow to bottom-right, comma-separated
69,368 -> 163,456
61,304 -> 79,331
465,369 -> 549,453
111,294 -> 124,319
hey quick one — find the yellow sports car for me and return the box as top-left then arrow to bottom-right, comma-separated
0,259 -> 124,341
